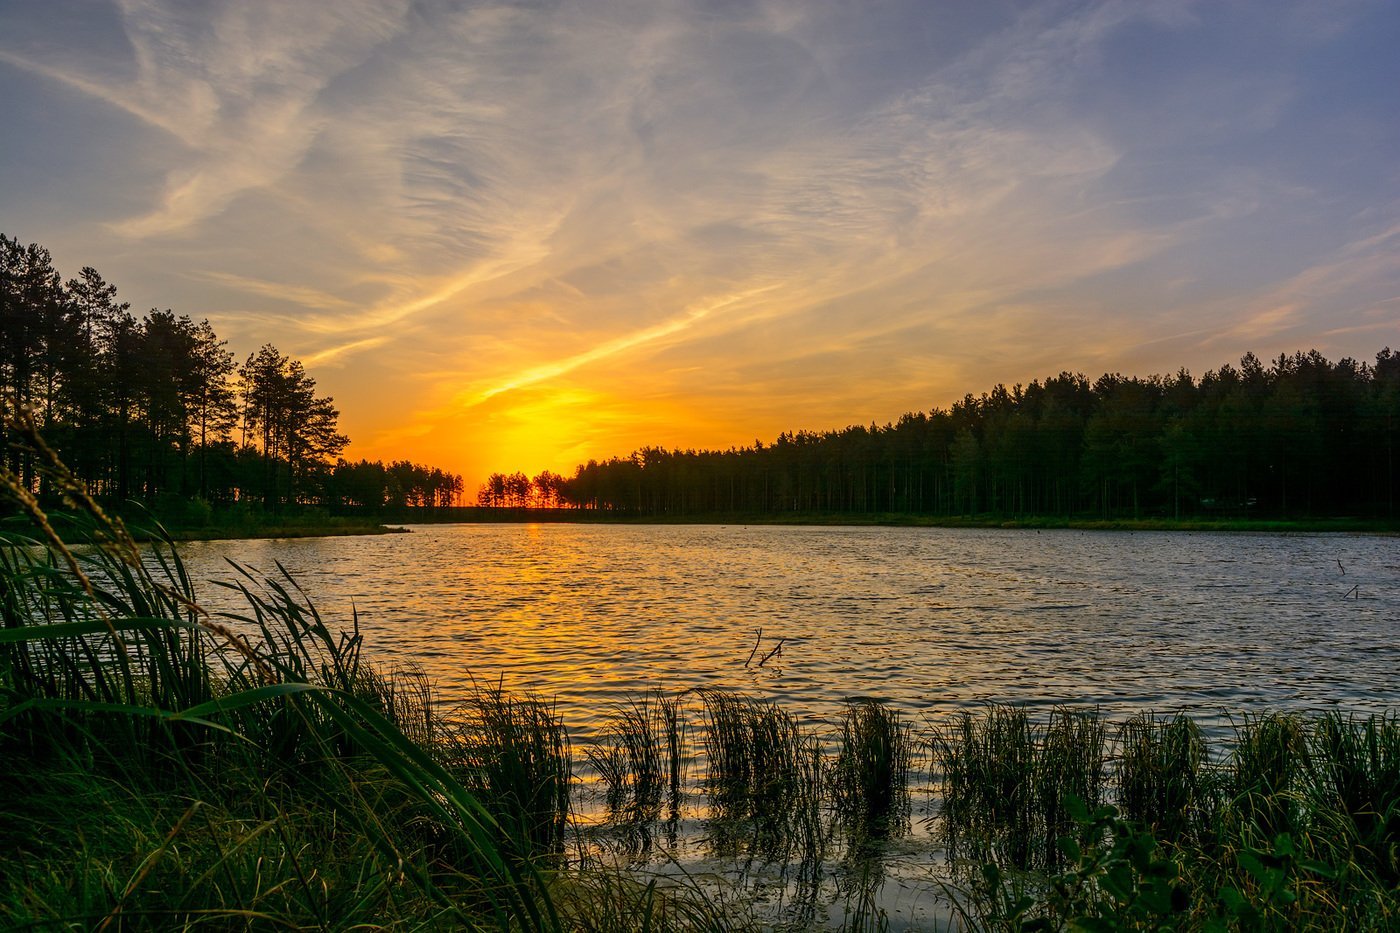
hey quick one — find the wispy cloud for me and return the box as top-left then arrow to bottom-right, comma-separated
199,271 -> 357,312
467,285 -> 783,407
4,0 -> 1398,479
301,336 -> 391,368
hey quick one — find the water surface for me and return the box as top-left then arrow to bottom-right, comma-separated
176,523 -> 1400,736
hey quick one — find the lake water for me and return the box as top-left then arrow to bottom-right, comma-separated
176,523 -> 1400,736
172,523 -> 1400,928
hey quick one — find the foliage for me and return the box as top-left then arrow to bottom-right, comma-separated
941,706 -> 1400,931
1,233 -> 461,513
496,349 -> 1400,522
832,700 -> 913,839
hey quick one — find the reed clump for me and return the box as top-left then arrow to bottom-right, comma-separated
1305,711 -> 1400,886
1117,711 -> 1211,855
832,699 -> 913,839
1,411 -> 726,931
936,704 -> 1106,868
586,690 -> 683,822
450,682 -> 572,853
940,705 -> 1400,930
698,687 -> 819,857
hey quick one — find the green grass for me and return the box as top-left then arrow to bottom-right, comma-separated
832,700 -> 913,840
936,705 -> 1400,930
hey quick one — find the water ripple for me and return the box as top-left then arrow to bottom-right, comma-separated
172,524 -> 1400,738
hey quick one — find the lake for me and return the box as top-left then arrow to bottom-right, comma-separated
177,523 -> 1400,739
172,523 -> 1399,928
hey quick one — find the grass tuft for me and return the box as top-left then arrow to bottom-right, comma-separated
832,699 -> 913,840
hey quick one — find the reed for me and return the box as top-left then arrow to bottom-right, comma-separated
1116,712 -> 1208,845
700,688 -> 796,816
1226,712 -> 1310,844
832,699 -> 913,839
1304,712 -> 1400,886
933,704 -> 1038,866
586,691 -> 673,821
450,682 -> 572,854
1036,707 -> 1107,868
698,687 -> 818,859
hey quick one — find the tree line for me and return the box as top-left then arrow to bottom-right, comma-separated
1,234 -> 461,513
483,348 -> 1400,520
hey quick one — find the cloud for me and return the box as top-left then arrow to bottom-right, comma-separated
4,0 -> 1398,482
3,1 -> 413,237
301,336 -> 391,368
199,271 -> 357,311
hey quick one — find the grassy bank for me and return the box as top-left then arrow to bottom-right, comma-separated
0,425 -> 736,931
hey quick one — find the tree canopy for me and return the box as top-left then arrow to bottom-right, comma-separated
1,234 -> 461,512
484,349 -> 1400,521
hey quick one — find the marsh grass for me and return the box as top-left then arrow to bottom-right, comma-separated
1227,711 -> 1310,844
832,700 -> 913,840
1117,712 -> 1209,845
1038,708 -> 1106,865
933,705 -> 1107,870
450,682 -> 573,854
698,687 -> 820,860
933,705 -> 1038,866
1305,711 -> 1400,885
939,706 -> 1400,930
586,691 -> 681,825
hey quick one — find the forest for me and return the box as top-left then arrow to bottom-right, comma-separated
0,234 -> 462,514
487,349 -> 1400,521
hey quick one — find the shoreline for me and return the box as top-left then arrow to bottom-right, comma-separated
16,509 -> 1391,544
389,509 -> 1400,535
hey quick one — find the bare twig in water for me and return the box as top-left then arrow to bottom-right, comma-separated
757,638 -> 785,668
744,627 -> 762,667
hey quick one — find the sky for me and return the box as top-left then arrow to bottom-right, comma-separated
2,0 -> 1399,485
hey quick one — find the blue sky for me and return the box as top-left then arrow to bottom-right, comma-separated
2,0 -> 1398,480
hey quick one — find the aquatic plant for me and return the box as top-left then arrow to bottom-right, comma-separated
933,704 -> 1039,866
1227,712 -> 1310,844
1116,712 -> 1209,845
586,690 -> 674,821
1036,706 -> 1107,867
449,682 -> 573,854
1304,711 -> 1400,886
698,687 -> 817,859
832,699 -> 913,839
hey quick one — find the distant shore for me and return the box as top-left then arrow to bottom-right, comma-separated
1,511 -> 409,544
15,507 -> 1389,544
384,507 -> 1400,535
